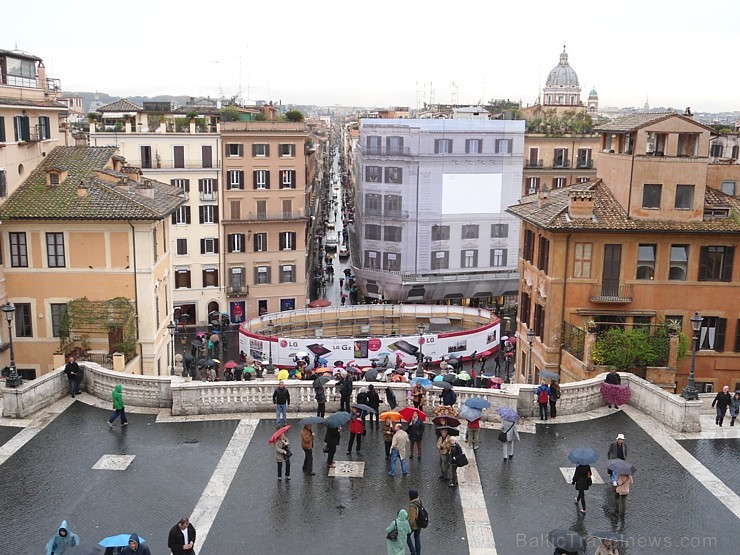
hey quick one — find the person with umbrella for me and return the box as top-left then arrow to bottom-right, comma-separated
614,471 -> 634,513
536,380 -> 551,420
607,434 -> 628,486
272,381 -> 290,428
367,384 -> 381,429
440,384 -> 457,407
572,462 -> 593,514
407,411 -> 425,460
45,519 -> 79,555
500,417 -> 520,462
465,409 -> 481,451
436,427 -> 453,482
382,416 -> 395,459
389,423 -> 409,478
603,368 -> 622,408
273,427 -> 291,481
121,534 -> 150,555
549,380 -> 561,418
347,408 -> 365,455
314,380 -> 328,418
324,424 -> 341,468
167,517 -> 196,555
356,386 -> 370,427
301,422 -> 316,476
594,538 -> 621,555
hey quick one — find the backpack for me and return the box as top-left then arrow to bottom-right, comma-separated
416,503 -> 429,529
538,387 -> 549,404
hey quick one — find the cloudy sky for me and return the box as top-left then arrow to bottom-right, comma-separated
6,0 -> 739,112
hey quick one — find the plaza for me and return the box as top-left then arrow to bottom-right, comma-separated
0,379 -> 738,554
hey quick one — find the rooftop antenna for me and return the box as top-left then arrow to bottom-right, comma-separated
213,61 -> 223,100
450,82 -> 459,106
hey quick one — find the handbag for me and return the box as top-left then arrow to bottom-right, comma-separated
386,520 -> 398,541
323,445 -> 329,453
283,445 -> 292,459
498,422 -> 514,442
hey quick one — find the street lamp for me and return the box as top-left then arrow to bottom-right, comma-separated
527,329 -> 536,385
167,320 -> 177,376
2,303 -> 22,388
417,322 -> 427,363
266,319 -> 275,375
681,312 -> 703,400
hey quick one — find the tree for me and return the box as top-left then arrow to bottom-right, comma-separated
591,324 -> 685,370
285,109 -> 305,122
220,106 -> 240,122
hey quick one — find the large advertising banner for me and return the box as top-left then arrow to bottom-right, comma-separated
239,322 -> 500,367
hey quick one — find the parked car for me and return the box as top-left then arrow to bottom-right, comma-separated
338,246 -> 349,258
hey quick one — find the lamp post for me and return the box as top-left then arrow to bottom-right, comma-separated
681,312 -> 703,401
417,322 -> 427,363
167,320 -> 176,376
3,303 -> 22,388
266,319 -> 275,375
527,329 -> 536,385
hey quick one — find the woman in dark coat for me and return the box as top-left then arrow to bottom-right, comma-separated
324,426 -> 340,468
407,412 -> 425,459
572,464 -> 592,514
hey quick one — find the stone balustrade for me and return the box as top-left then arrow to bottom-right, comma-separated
2,364 -> 702,433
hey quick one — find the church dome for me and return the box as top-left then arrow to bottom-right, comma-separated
589,88 -> 598,97
546,48 -> 579,88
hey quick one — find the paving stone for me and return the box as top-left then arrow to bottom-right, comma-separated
679,439 -> 740,497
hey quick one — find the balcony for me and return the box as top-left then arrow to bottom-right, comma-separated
576,160 -> 593,169
358,145 -> 412,157
226,285 -> 249,297
552,158 -> 570,168
363,210 -> 409,220
589,283 -> 634,303
200,191 -> 217,202
239,209 -> 307,222
526,159 -> 543,168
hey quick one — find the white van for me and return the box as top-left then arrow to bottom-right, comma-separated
325,233 -> 339,251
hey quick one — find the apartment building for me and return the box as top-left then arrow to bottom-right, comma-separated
352,118 -> 523,306
220,121 -> 309,318
90,99 -> 222,328
522,134 -> 599,196
508,112 -> 740,391
0,146 -> 184,376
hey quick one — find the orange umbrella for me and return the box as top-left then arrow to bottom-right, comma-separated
379,411 -> 403,422
400,407 -> 426,422
269,425 -> 291,444
314,367 -> 332,374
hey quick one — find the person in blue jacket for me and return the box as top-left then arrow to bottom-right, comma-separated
45,520 -> 79,555
536,381 -> 551,420
121,534 -> 151,555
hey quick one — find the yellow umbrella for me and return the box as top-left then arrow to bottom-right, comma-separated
277,369 -> 289,381
379,411 -> 403,421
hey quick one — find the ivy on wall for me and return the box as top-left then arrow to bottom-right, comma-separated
59,297 -> 137,360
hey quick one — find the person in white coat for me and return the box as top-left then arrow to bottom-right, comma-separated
501,420 -> 520,462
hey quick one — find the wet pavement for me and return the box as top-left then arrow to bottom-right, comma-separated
0,398 -> 738,553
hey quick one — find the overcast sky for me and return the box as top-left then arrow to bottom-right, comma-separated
6,0 -> 739,112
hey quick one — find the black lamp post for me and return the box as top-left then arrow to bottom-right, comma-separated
3,303 -> 22,388
681,312 -> 703,401
417,322 -> 426,363
167,320 -> 177,376
266,319 -> 275,375
527,329 -> 536,385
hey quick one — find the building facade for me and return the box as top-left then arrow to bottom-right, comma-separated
90,99 -> 222,328
220,121 -> 309,318
522,134 -> 599,196
0,146 -> 184,376
352,119 -> 523,307
508,113 -> 740,392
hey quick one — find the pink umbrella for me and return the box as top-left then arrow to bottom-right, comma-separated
223,360 -> 238,369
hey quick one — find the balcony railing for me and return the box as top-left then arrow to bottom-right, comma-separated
226,285 -> 249,297
553,158 -> 570,168
200,191 -> 218,202
589,283 -> 634,303
358,145 -> 412,157
241,209 -> 307,222
526,159 -> 543,168
363,210 -> 409,220
576,160 -> 593,169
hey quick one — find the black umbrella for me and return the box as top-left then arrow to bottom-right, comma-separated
539,370 -> 560,381
607,459 -> 636,476
443,373 -> 456,383
386,387 -> 398,409
325,411 -> 352,427
435,426 -> 460,436
313,376 -> 331,388
191,340 -> 203,347
198,358 -> 216,367
183,354 -> 195,362
365,368 -> 379,382
547,529 -> 585,552
299,416 -> 326,427
352,402 -> 377,414
433,381 -> 453,390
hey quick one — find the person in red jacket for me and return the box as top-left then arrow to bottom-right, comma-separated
347,408 -> 365,455
466,417 -> 481,450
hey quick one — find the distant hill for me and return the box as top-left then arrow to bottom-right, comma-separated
62,92 -> 202,114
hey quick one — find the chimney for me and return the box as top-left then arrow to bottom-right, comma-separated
568,190 -> 596,219
77,180 -> 89,198
135,180 -> 155,199
37,61 -> 47,89
537,184 -> 549,207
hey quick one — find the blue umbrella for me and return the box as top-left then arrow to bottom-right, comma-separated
464,397 -> 491,410
324,411 -> 352,427
99,534 -> 145,548
411,377 -> 432,389
568,447 -> 600,465
433,374 -> 445,382
318,357 -> 329,365
497,406 -> 520,422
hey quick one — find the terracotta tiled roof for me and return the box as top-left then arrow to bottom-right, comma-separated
0,96 -> 67,109
506,181 -> 740,234
0,146 -> 184,221
97,99 -> 142,113
594,112 -> 716,134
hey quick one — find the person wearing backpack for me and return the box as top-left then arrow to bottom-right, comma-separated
536,381 -> 551,421
406,489 -> 427,555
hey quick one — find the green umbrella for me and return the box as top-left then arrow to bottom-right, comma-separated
244,366 -> 255,374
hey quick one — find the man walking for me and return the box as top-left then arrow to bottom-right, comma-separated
366,384 -> 380,429
338,370 -> 352,413
407,489 -> 423,555
272,381 -> 290,427
167,517 -> 196,555
712,385 -> 732,427
607,433 -> 628,485
301,423 -> 315,476
389,423 -> 409,478
64,357 -> 81,398
436,428 -> 453,482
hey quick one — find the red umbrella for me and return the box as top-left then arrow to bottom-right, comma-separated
223,360 -> 238,369
400,407 -> 426,422
269,425 -> 291,445
308,298 -> 332,308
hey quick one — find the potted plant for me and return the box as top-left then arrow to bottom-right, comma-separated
155,152 -> 162,169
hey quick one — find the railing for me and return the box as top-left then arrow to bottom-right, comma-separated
576,160 -> 593,169
200,191 -> 217,201
358,145 -> 412,157
589,283 -> 634,303
242,210 -> 307,221
362,210 -> 409,220
226,285 -> 249,297
525,159 -> 543,168
553,158 -> 570,168
562,321 -> 585,361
